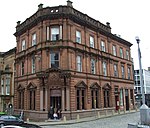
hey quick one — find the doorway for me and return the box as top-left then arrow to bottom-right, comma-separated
50,96 -> 61,112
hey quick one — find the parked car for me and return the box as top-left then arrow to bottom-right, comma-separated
2,125 -> 23,128
0,121 -> 6,128
0,115 -> 24,125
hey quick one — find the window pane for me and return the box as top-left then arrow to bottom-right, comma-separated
51,27 -> 59,41
76,31 -> 81,43
50,53 -> 59,68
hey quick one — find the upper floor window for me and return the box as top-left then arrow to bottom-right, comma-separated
50,52 -> 59,68
112,45 -> 117,56
128,67 -> 131,79
31,56 -> 36,73
51,27 -> 59,41
114,64 -> 118,77
101,41 -> 106,52
32,33 -> 36,46
120,48 -> 123,58
91,59 -> 96,74
21,62 -> 24,76
121,65 -> 125,78
90,36 -> 94,48
21,40 -> 26,51
76,30 -> 81,43
6,76 -> 10,95
103,61 -> 107,76
77,55 -> 82,72
126,50 -> 129,60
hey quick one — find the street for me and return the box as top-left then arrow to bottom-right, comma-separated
43,112 -> 140,128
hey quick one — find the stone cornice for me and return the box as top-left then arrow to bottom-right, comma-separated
14,5 -> 132,47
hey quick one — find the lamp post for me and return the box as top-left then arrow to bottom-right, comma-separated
135,36 -> 145,105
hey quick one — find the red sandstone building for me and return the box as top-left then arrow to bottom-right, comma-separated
14,1 -> 135,121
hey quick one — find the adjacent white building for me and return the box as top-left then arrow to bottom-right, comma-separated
134,69 -> 150,105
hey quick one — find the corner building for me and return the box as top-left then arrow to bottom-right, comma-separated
14,1 -> 135,121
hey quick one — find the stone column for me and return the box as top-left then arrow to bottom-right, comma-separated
66,87 -> 70,110
40,89 -> 43,111
62,89 -> 65,111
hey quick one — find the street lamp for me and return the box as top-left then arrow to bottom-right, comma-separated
135,36 -> 145,105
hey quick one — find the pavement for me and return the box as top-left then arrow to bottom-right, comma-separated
26,109 -> 139,127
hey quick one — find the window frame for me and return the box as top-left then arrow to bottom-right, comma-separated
103,61 -> 107,76
112,45 -> 117,56
50,52 -> 59,68
101,40 -> 106,52
120,48 -> 123,58
21,40 -> 26,51
77,55 -> 82,72
32,33 -> 36,46
76,30 -> 81,43
31,56 -> 36,73
90,36 -> 94,48
91,58 -> 96,74
51,27 -> 59,41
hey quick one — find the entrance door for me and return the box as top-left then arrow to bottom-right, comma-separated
50,96 -> 61,113
115,96 -> 119,110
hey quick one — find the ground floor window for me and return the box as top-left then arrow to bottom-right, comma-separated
29,90 -> 36,110
76,88 -> 85,110
91,89 -> 99,109
18,91 -> 24,109
104,90 -> 110,107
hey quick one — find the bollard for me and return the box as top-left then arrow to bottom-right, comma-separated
118,109 -> 120,114
63,116 -> 66,122
124,109 -> 126,114
26,118 -> 29,122
105,110 -> 107,116
97,112 -> 100,118
77,114 -> 80,121
112,110 -> 114,115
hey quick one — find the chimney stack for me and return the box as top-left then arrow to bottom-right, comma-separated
38,3 -> 43,10
67,0 -> 73,7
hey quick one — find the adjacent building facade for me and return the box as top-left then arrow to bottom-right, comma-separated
0,48 -> 16,112
134,69 -> 150,106
14,1 -> 135,121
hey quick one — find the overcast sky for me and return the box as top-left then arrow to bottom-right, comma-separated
0,0 -> 149,70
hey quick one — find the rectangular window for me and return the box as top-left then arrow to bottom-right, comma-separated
77,55 -> 82,72
90,36 -> 94,48
104,90 -> 110,107
6,75 -> 10,95
21,62 -> 24,76
77,89 -> 80,110
21,40 -> 26,51
32,56 -> 36,73
121,65 -> 125,78
120,48 -> 123,58
76,30 -> 81,43
101,41 -> 106,52
32,33 -> 36,46
91,59 -> 95,74
112,45 -> 117,56
51,27 -> 59,41
126,50 -> 129,60
103,61 -> 107,76
114,64 -> 118,77
46,26 -> 50,40
128,67 -> 131,79
50,53 -> 59,68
